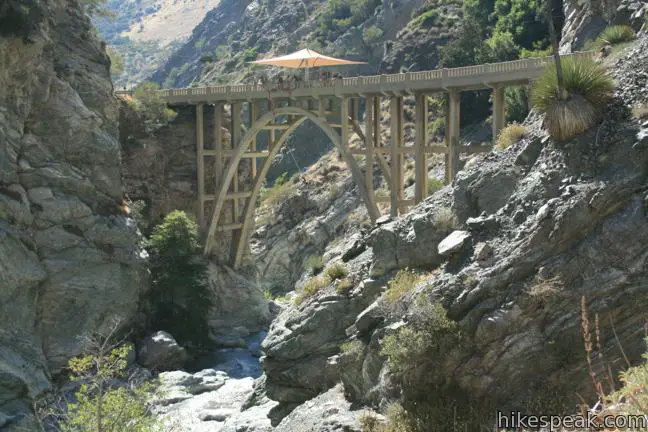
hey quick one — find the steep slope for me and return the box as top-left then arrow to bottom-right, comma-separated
95,0 -> 221,86
259,34 -> 648,425
0,0 -> 146,425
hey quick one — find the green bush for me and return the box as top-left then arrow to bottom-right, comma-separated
593,25 -> 636,49
44,322 -> 159,432
146,210 -> 213,349
362,25 -> 384,46
129,82 -> 177,134
505,86 -> 530,123
379,298 -> 469,431
426,178 -> 444,195
242,48 -> 258,61
531,57 -> 615,140
304,255 -> 324,276
258,172 -> 294,208
385,268 -> 420,304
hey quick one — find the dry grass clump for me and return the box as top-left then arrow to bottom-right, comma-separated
593,25 -> 636,49
532,57 -> 615,141
336,278 -> 354,295
385,268 -> 421,304
433,207 -> 458,231
294,275 -> 331,305
325,262 -> 349,281
577,296 -> 648,431
496,122 -> 526,149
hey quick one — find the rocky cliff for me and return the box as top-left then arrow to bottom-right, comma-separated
257,35 -> 648,426
0,0 -> 145,425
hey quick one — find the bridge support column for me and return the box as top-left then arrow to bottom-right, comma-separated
364,96 -> 375,202
414,93 -> 428,203
390,96 -> 404,218
492,84 -> 505,145
249,101 -> 259,180
214,103 -> 224,192
231,102 -> 242,223
446,90 -> 460,183
340,97 -> 350,163
196,103 -> 205,228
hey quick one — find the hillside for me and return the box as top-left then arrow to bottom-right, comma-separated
95,0 -> 221,86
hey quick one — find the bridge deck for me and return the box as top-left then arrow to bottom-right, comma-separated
116,52 -> 595,105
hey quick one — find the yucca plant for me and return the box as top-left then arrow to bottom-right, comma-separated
593,25 -> 636,49
532,57 -> 615,141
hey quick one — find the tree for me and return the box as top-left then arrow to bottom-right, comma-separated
107,47 -> 124,79
146,211 -> 213,349
44,321 -> 158,432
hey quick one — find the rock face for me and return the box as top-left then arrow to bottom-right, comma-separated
260,35 -> 648,424
560,0 -> 645,53
274,385 -> 367,432
0,0 -> 146,422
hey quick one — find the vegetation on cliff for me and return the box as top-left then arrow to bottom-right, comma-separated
145,211 -> 213,350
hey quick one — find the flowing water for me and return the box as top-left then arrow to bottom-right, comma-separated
155,331 -> 276,431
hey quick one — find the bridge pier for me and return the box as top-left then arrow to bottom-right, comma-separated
414,93 -> 428,203
445,90 -> 461,184
492,84 -> 506,145
389,96 -> 404,218
196,104 -> 205,228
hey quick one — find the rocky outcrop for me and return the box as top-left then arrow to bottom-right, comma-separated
274,384 -> 370,432
0,0 -> 146,423
260,36 -> 648,425
136,331 -> 189,371
560,0 -> 646,53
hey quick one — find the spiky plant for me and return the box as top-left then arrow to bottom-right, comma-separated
593,25 -> 636,49
532,57 -> 614,140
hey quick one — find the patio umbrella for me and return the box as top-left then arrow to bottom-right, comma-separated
249,48 -> 366,80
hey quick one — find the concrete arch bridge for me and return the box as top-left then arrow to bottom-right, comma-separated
117,51 -> 594,268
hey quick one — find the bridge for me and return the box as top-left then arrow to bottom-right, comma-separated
117,51 -> 594,268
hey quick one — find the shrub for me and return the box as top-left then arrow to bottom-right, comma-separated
385,268 -> 420,304
505,86 -> 530,122
294,275 -> 331,305
326,262 -> 348,280
593,25 -> 636,49
426,178 -> 444,195
304,255 -> 324,276
531,57 -> 615,140
130,82 -> 177,134
242,48 -> 258,61
380,299 -> 469,431
146,211 -> 213,349
362,25 -> 383,46
258,172 -> 294,207
45,322 -> 158,432
496,122 -> 526,149
359,411 -> 386,432
433,207 -> 458,231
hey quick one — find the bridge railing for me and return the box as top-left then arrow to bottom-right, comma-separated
115,51 -> 596,100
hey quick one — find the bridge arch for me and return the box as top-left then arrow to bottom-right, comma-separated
203,105 -> 380,267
